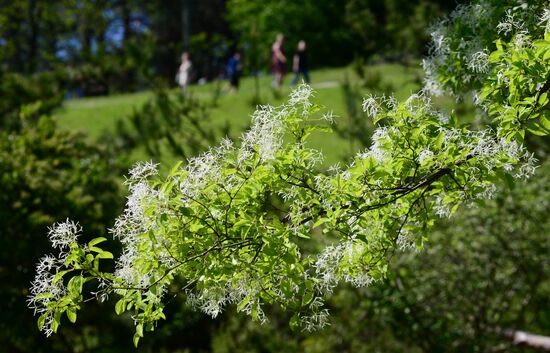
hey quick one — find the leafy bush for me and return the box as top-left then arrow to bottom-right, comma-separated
0,115 -> 122,352
0,70 -> 67,130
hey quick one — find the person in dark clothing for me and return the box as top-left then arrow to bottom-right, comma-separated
226,52 -> 242,92
291,40 -> 310,85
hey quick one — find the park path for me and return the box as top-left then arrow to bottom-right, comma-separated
311,81 -> 339,89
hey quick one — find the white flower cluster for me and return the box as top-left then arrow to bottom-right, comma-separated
404,93 -> 432,116
429,23 -> 451,55
288,83 -> 314,115
434,196 -> 452,218
515,151 -> 538,180
396,229 -> 418,251
313,240 -> 376,293
448,0 -> 495,29
28,220 -> 81,336
47,218 -> 81,250
362,95 -> 381,118
127,160 -> 159,181
417,149 -> 435,166
186,273 -> 267,323
178,138 -> 233,200
540,8 -> 550,33
313,243 -> 345,293
111,161 -> 160,288
299,297 -> 330,332
242,105 -> 284,161
322,110 -> 335,124
422,58 -> 445,96
422,1 -> 498,95
467,50 -> 490,73
359,127 -> 390,163
497,9 -> 524,35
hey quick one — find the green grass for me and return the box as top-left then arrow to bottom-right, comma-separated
54,91 -> 152,138
54,63 -> 471,168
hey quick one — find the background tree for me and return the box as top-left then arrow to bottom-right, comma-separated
344,0 -> 457,62
0,113 -> 124,352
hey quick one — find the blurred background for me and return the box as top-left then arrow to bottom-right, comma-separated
1,1 -> 549,352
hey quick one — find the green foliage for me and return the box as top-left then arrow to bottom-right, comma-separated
211,159 -> 550,352
0,0 -> 75,73
27,0 -> 550,348
345,0 -> 455,61
482,32 -> 550,140
0,70 -> 67,129
423,0 -> 548,95
423,0 -> 550,144
0,0 -> 171,92
29,83 -> 535,342
0,115 -> 122,352
0,115 -> 120,236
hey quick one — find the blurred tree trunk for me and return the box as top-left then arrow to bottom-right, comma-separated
120,0 -> 132,41
181,0 -> 190,50
27,0 -> 38,72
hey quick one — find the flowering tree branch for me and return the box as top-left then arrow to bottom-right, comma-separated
28,0 -> 550,345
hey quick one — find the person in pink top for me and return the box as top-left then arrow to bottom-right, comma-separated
271,33 -> 287,89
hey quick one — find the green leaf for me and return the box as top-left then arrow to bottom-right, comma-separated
37,314 -> 47,331
52,311 -> 61,333
115,299 -> 126,315
527,122 -> 547,136
133,333 -> 141,348
67,308 -> 77,323
540,114 -> 550,131
178,207 -> 192,217
52,270 -> 70,284
282,251 -> 295,264
88,237 -> 107,247
302,290 -> 314,307
289,313 -> 300,331
236,297 -> 251,313
96,251 -> 114,259
136,323 -> 144,337
312,218 -> 326,228
89,246 -> 103,253
68,275 -> 84,294
168,160 -> 183,177
503,172 -> 515,190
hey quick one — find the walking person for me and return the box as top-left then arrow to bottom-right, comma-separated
176,52 -> 192,90
291,40 -> 310,85
271,34 -> 286,89
226,51 -> 242,92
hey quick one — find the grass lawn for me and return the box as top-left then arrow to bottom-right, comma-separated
54,63 -> 471,169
